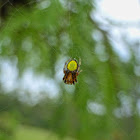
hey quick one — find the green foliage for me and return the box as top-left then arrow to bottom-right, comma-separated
0,0 -> 140,140
15,125 -> 75,140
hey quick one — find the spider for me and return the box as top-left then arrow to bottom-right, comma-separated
63,58 -> 81,85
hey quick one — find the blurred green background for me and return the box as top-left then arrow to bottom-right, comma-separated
0,0 -> 140,140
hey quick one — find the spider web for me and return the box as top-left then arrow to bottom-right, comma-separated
0,0 -> 140,139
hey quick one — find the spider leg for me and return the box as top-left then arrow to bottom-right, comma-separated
63,58 -> 71,72
63,69 -> 66,74
77,58 -> 81,72
72,72 -> 74,79
65,58 -> 71,66
79,58 -> 81,66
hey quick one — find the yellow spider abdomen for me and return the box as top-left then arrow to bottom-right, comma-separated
67,60 -> 78,71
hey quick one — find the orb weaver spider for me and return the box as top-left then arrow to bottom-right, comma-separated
63,58 -> 82,85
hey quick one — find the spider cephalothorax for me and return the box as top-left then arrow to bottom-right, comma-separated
63,58 -> 81,85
